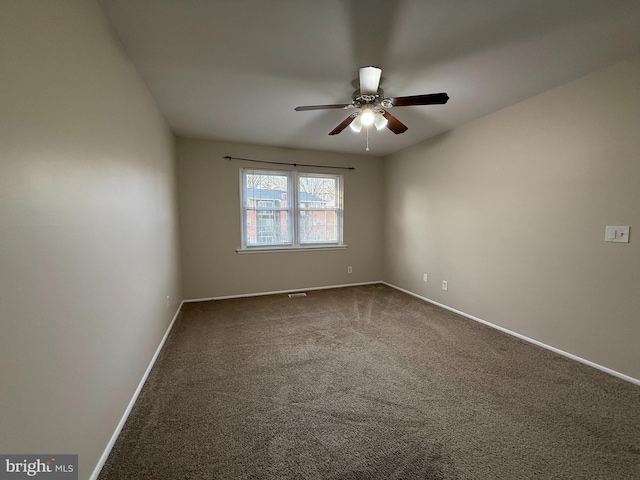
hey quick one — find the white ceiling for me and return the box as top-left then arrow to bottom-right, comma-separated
98,0 -> 640,156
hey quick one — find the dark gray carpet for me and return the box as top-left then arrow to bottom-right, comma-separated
99,284 -> 640,479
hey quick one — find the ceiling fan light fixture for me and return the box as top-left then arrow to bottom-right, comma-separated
360,108 -> 375,126
374,112 -> 388,130
294,66 -> 449,138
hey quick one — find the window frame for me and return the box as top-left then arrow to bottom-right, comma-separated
238,167 -> 346,253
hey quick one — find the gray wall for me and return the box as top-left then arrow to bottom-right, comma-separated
177,138 -> 384,299
0,1 -> 182,478
383,57 -> 640,380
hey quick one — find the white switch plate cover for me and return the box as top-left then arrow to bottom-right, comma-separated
423,274 -> 428,282
605,226 -> 630,243
442,280 -> 448,291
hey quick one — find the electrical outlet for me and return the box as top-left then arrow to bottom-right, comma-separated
166,295 -> 170,308
442,280 -> 448,291
347,266 -> 353,274
423,273 -> 428,282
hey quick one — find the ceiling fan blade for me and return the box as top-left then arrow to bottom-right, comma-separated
381,111 -> 408,134
328,115 -> 356,135
295,103 -> 351,111
387,92 -> 449,107
359,66 -> 382,95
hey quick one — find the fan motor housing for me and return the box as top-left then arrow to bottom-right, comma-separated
352,88 -> 384,107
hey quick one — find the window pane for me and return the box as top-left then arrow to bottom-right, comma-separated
299,210 -> 338,243
298,175 -> 337,210
244,171 -> 291,246
248,210 -> 291,245
245,172 -> 289,206
298,174 -> 340,244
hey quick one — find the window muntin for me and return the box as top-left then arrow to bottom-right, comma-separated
240,168 -> 343,250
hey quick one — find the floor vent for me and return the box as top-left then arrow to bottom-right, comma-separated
288,293 -> 307,298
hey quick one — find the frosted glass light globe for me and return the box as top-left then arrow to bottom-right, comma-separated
360,108 -> 375,126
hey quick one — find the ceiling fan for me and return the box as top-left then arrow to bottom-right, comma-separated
294,66 -> 449,136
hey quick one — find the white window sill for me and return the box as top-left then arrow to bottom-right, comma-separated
236,244 -> 347,254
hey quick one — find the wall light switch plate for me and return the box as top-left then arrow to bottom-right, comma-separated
605,226 -> 630,243
442,280 -> 448,291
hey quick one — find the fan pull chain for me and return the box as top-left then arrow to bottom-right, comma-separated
366,127 -> 370,152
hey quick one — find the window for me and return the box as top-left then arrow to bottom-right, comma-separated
240,168 -> 344,251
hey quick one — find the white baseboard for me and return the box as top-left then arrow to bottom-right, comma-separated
183,281 -> 381,302
382,282 -> 640,387
90,301 -> 184,480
